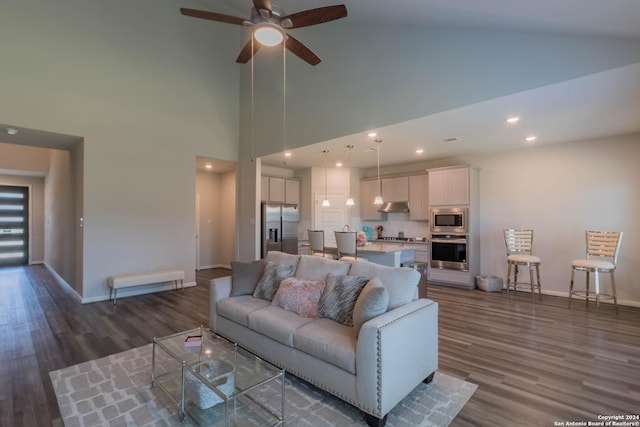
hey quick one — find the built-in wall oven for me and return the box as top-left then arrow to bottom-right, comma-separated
431,208 -> 468,234
430,234 -> 468,271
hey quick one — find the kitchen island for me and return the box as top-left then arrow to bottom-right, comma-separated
327,243 -> 415,267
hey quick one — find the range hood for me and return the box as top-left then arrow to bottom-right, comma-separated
377,201 -> 410,213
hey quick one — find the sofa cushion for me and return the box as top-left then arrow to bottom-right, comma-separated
295,255 -> 351,281
293,318 -> 357,374
217,296 -> 270,327
264,251 -> 301,272
248,305 -> 314,347
230,260 -> 265,297
318,274 -> 368,327
348,260 -> 420,310
353,277 -> 390,335
253,261 -> 294,301
271,277 -> 325,318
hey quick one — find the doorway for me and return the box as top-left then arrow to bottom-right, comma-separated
0,185 -> 29,267
313,192 -> 347,247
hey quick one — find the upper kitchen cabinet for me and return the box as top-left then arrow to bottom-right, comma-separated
409,174 -> 429,220
284,179 -> 300,205
261,176 -> 269,202
428,166 -> 470,206
262,177 -> 300,205
268,177 -> 285,202
360,179 -> 382,220
381,176 -> 409,201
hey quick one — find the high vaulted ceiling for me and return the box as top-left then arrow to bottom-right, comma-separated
250,0 -> 640,169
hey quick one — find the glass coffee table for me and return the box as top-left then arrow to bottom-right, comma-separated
152,326 -> 284,426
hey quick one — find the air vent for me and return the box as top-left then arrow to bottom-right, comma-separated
443,137 -> 459,143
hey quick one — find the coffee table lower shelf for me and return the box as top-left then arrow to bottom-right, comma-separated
151,327 -> 284,427
155,370 -> 282,426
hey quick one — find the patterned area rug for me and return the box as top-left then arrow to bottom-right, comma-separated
50,344 -> 476,427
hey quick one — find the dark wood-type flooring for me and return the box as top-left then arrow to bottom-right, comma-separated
1,265 -> 639,426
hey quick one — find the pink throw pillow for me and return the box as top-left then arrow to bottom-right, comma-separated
271,277 -> 326,318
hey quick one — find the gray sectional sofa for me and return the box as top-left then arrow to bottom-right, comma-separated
209,251 -> 438,426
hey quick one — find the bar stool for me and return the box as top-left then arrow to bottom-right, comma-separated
308,230 -> 337,259
503,229 -> 542,303
334,231 -> 366,261
569,230 -> 623,315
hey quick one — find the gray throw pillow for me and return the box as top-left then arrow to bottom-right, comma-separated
253,261 -> 294,301
353,277 -> 390,335
318,274 -> 369,326
230,260 -> 265,297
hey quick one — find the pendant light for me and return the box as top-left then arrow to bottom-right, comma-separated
322,150 -> 330,207
374,139 -> 383,205
346,145 -> 355,206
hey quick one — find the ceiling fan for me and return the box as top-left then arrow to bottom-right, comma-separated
180,0 -> 347,66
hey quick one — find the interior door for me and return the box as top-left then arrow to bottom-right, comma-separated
0,186 -> 29,267
314,192 -> 347,247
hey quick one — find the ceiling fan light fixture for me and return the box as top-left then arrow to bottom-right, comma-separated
254,23 -> 284,46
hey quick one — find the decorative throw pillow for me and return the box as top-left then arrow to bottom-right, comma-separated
271,277 -> 326,318
253,262 -> 294,301
353,277 -> 390,335
318,274 -> 369,326
230,260 -> 265,297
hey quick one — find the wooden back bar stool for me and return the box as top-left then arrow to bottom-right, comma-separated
503,229 -> 542,303
569,230 -> 623,315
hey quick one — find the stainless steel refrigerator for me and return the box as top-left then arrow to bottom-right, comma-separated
262,203 -> 299,257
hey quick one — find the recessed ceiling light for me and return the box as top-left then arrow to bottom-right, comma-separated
205,164 -> 213,169
525,136 -> 537,142
367,132 -> 377,138
284,152 -> 292,157
335,162 -> 343,167
5,127 -> 18,135
505,116 -> 520,124
416,149 -> 424,154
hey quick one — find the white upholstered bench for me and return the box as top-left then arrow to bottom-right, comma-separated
107,269 -> 184,304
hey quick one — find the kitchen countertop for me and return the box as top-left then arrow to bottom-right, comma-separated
370,239 -> 430,246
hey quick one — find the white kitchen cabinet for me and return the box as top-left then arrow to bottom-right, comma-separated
268,177 -> 285,203
381,176 -> 409,201
284,179 -> 300,205
428,167 -> 470,206
261,176 -> 269,202
262,177 -> 300,204
408,174 -> 428,220
360,180 -> 382,220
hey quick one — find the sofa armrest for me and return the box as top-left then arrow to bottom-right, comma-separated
209,276 -> 232,332
355,298 -> 438,418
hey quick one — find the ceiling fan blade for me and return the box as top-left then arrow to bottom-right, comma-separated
180,8 -> 247,26
281,5 -> 347,29
285,35 -> 321,66
252,0 -> 272,14
236,39 -> 261,64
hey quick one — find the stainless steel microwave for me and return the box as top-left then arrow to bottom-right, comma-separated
430,208 -> 468,233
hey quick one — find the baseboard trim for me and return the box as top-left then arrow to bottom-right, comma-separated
44,263 -> 83,303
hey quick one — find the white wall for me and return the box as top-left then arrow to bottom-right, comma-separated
1,0 -> 240,301
462,135 -> 640,305
44,149 -> 76,288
